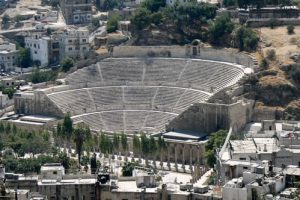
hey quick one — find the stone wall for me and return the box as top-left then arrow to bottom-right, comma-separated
14,91 -> 64,118
112,46 -> 254,68
166,100 -> 254,134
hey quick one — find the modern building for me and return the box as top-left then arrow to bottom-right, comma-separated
60,0 -> 92,25
59,27 -> 90,60
4,163 -> 97,200
25,33 -> 50,67
0,41 -> 19,71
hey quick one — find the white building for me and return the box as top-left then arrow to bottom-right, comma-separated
0,41 -> 19,71
25,33 -> 50,67
59,27 -> 90,60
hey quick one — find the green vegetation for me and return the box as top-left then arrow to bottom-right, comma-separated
3,153 -> 76,174
30,68 -> 58,84
2,14 -> 10,25
107,14 -> 121,33
208,13 -> 234,45
234,25 -> 259,51
0,122 -> 51,156
130,0 -> 217,43
130,0 -> 258,51
287,24 -> 295,35
60,57 -> 74,72
100,0 -> 122,11
205,129 -> 227,168
269,18 -> 278,29
2,87 -> 16,99
73,123 -> 91,164
19,48 -> 32,68
266,49 -> 276,61
122,162 -> 137,176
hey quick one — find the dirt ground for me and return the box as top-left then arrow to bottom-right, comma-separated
257,26 -> 300,64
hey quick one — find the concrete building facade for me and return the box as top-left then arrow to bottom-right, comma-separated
59,27 -> 90,60
0,42 -> 19,71
60,0 -> 92,25
25,34 -> 50,67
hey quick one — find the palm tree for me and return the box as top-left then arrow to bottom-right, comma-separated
158,136 -> 167,169
73,123 -> 91,166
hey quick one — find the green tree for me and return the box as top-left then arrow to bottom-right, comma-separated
130,7 -> 151,31
60,57 -> 74,72
208,13 -> 234,45
2,14 -> 10,25
2,87 -> 16,99
19,48 -> 32,68
205,129 -> 227,168
133,134 -> 141,156
157,136 -> 167,167
113,134 -> 120,153
90,153 -> 98,174
142,0 -> 166,12
140,133 -> 150,166
234,25 -> 259,51
62,113 -> 73,138
102,0 -> 121,10
287,24 -> 295,35
122,162 -> 136,176
107,14 -> 121,33
73,123 -> 91,164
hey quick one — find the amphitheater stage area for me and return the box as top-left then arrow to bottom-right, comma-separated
14,56 -> 251,134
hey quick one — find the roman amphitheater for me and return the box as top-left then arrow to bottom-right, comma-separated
14,44 -> 255,135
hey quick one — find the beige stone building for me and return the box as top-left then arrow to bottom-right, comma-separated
59,27 -> 90,60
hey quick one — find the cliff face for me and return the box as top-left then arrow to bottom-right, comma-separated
256,76 -> 298,106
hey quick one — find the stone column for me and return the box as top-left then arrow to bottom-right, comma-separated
189,146 -> 193,173
182,144 -> 185,172
167,146 -> 171,170
197,145 -> 201,179
174,144 -> 178,171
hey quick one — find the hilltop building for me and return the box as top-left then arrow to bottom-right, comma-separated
60,0 -> 92,25
0,41 -> 19,71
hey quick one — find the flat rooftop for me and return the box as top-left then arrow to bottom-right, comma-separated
163,130 -> 207,141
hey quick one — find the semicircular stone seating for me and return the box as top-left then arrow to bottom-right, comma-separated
47,58 -> 245,134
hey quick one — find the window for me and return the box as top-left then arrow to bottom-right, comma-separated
7,57 -> 10,60
34,51 -> 37,54
82,47 -> 87,51
38,44 -> 40,49
240,157 -> 246,160
11,82 -> 14,85
53,171 -> 57,175
34,44 -> 36,48
68,47 -> 72,51
68,40 -> 72,43
243,167 -> 248,170
82,39 -> 86,42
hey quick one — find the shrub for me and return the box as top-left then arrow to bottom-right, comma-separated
234,25 -> 259,51
287,24 -> 295,35
269,18 -> 278,29
266,49 -> 276,61
208,13 -> 234,45
107,14 -> 121,33
259,58 -> 268,70
60,57 -> 74,72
